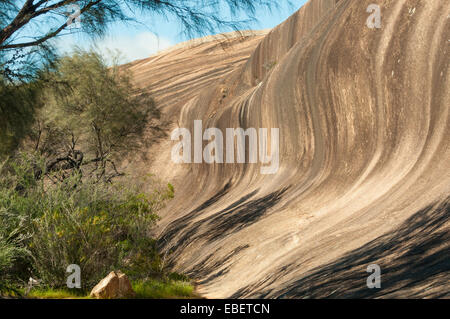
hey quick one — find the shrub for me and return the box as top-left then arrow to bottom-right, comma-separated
0,154 -> 173,290
0,237 -> 28,295
27,50 -> 160,183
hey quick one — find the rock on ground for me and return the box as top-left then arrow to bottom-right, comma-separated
90,271 -> 136,299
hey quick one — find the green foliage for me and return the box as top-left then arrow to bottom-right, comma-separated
133,279 -> 196,299
0,154 -> 174,291
167,183 -> 175,199
0,79 -> 41,158
0,238 -> 27,276
24,288 -> 91,299
0,49 -> 176,295
0,237 -> 28,295
27,49 -> 159,182
20,277 -> 197,299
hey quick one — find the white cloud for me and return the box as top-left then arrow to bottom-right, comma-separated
94,32 -> 174,63
57,31 -> 174,64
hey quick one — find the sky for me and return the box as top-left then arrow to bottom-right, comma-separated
56,1 -> 307,64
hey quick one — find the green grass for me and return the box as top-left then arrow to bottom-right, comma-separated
25,288 -> 91,299
133,279 -> 197,299
17,278 -> 197,299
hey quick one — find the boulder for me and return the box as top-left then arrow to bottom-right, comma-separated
90,271 -> 135,299
117,271 -> 136,298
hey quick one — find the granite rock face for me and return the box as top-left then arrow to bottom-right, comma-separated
124,0 -> 450,298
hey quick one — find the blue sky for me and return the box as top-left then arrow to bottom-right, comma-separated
57,0 -> 307,63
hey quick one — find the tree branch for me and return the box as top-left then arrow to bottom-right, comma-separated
0,0 -> 102,50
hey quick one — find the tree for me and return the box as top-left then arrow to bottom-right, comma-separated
0,76 -> 41,157
28,49 -> 159,182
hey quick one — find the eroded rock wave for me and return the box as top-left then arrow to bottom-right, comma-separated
126,0 -> 449,298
